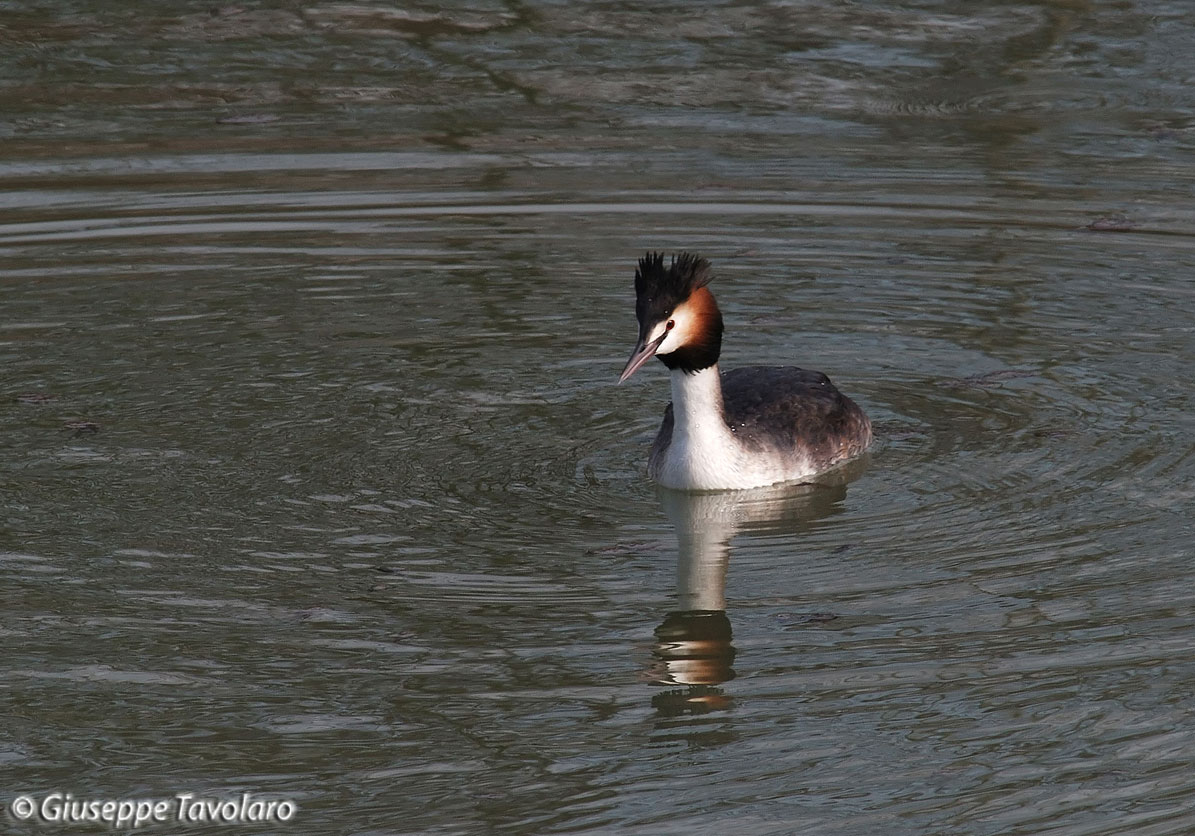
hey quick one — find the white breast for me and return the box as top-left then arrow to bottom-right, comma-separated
648,367 -> 817,491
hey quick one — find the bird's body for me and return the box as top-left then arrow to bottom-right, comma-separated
648,365 -> 871,490
619,253 -> 871,491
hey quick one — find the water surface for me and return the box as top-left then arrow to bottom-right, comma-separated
4,2 -> 1195,834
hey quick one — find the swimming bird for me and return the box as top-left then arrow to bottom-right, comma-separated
618,252 -> 872,491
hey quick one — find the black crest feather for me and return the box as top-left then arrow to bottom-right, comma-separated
634,251 -> 713,326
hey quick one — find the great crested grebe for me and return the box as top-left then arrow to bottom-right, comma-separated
618,252 -> 872,491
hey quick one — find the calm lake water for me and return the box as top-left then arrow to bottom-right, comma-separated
5,2 -> 1195,834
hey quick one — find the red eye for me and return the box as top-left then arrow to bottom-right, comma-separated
665,320 -> 675,330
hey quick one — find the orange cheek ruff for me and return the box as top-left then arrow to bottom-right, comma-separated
670,287 -> 720,349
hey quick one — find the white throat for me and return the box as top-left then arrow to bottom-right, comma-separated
651,364 -> 750,491
670,365 -> 726,433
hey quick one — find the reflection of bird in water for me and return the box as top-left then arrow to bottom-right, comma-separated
646,470 -> 863,715
650,609 -> 736,717
619,252 -> 871,491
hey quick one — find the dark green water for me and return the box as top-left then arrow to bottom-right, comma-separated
4,2 -> 1195,834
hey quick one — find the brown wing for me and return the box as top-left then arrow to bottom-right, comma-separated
721,366 -> 871,466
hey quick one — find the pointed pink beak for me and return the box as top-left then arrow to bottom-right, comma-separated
618,330 -> 668,383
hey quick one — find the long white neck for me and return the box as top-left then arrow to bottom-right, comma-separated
652,364 -> 748,491
670,364 -> 726,431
